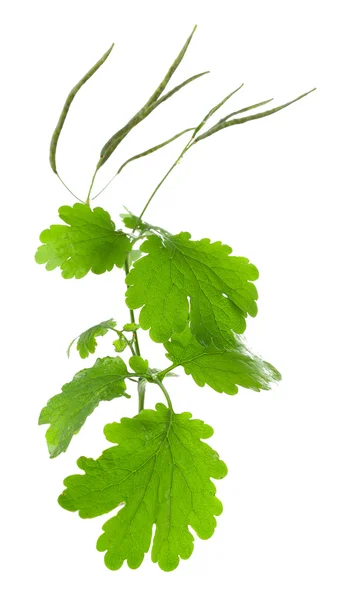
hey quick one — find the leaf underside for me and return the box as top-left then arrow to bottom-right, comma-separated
59,404 -> 227,571
35,204 -> 131,278
126,231 -> 258,349
39,357 -> 129,458
165,326 -> 281,394
68,318 -> 117,358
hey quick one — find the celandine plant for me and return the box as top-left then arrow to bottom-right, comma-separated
35,26 -> 315,572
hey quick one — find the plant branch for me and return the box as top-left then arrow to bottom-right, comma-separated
155,378 -> 174,412
138,379 -> 146,412
157,364 -> 179,379
132,135 -> 195,232
123,258 -> 141,357
57,174 -> 83,202
86,168 -> 98,205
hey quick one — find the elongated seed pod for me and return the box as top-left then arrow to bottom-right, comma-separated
194,88 -> 316,143
193,83 -> 244,136
116,128 -> 195,174
97,25 -> 200,169
219,98 -> 274,123
97,72 -> 208,169
49,43 -> 114,174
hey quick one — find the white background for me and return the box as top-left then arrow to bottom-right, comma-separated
1,0 -> 351,598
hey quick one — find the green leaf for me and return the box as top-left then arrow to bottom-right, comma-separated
67,318 -> 117,358
122,323 -> 140,332
49,44 -> 114,174
164,326 -> 281,394
129,356 -> 149,374
39,357 -> 129,458
121,211 -> 166,236
35,203 -> 132,279
58,403 -> 227,571
126,231 -> 258,349
194,88 -> 316,143
113,338 -> 128,353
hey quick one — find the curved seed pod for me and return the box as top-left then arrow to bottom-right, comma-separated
219,98 -> 274,123
116,128 -> 195,174
97,71 -> 208,169
97,25 -> 202,169
49,43 -> 114,174
193,83 -> 244,136
194,88 -> 316,143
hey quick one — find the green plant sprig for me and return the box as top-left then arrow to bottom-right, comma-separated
37,25 -> 315,572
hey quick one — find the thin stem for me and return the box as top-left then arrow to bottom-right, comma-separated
132,136 -> 195,232
157,364 -> 179,379
138,379 -> 146,412
111,328 -> 136,356
56,174 -> 83,202
86,168 -> 98,205
155,379 -> 174,412
124,255 -> 144,412
124,258 -> 141,356
92,172 -> 118,201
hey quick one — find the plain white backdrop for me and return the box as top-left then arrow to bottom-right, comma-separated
1,0 -> 351,598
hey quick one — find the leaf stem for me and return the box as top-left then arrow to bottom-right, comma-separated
86,168 -> 98,205
124,256 -> 144,411
155,378 -> 174,412
157,364 -> 179,379
132,135 -> 195,232
123,258 -> 141,356
56,174 -> 83,202
138,379 -> 146,412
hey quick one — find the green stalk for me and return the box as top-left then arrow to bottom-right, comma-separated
155,379 -> 174,412
133,135 -> 195,232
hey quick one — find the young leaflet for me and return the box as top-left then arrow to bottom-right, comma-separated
35,26 -> 315,572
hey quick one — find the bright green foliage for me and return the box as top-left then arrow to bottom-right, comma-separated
58,403 -> 227,571
113,337 -> 128,353
165,326 -> 281,394
39,357 -> 131,458
67,318 -> 117,358
123,323 -> 140,332
35,203 -> 131,278
129,356 -> 149,374
126,231 -> 258,348
34,26 -> 314,573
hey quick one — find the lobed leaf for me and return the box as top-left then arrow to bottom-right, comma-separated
35,203 -> 132,278
58,403 -> 227,571
164,326 -> 281,394
39,357 -> 130,458
125,229 -> 258,349
67,318 -> 117,358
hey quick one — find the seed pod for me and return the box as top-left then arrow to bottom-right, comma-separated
49,43 -> 114,174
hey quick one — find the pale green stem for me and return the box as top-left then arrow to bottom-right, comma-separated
155,379 -> 174,412
57,174 -> 83,202
132,136 -> 195,232
157,364 -> 179,379
86,168 -> 98,205
123,256 -> 144,411
138,380 -> 146,412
